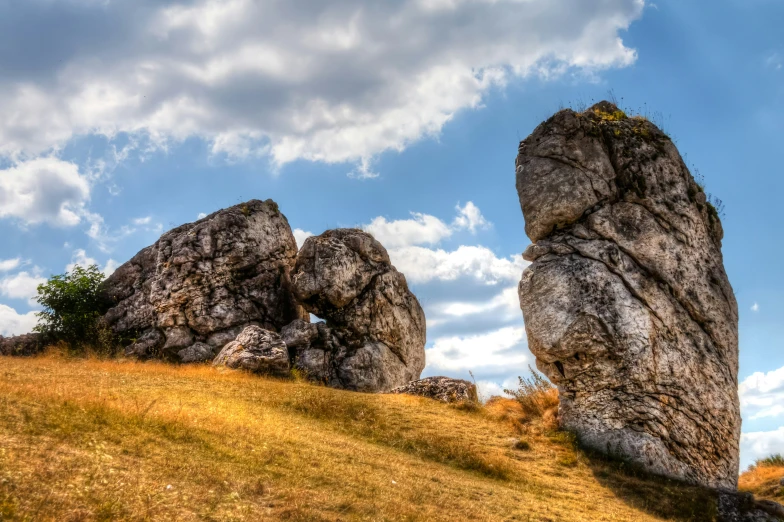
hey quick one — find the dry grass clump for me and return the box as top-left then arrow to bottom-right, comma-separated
739,454 -> 784,503
0,355 -> 727,521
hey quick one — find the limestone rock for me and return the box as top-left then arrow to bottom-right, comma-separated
391,376 -> 478,403
102,199 -> 307,363
0,333 -> 43,357
717,492 -> 783,522
516,102 -> 740,489
213,325 -> 289,376
178,342 -> 214,364
290,229 -> 426,392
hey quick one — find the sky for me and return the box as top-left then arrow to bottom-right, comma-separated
0,0 -> 782,470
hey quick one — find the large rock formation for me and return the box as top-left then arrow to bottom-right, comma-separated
289,229 -> 426,392
102,199 -> 307,361
516,102 -> 740,489
213,325 -> 290,376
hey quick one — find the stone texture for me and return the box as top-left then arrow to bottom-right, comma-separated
391,376 -> 478,403
0,333 -> 44,357
213,325 -> 290,376
717,492 -> 783,522
289,229 -> 426,392
102,199 -> 307,363
516,102 -> 740,489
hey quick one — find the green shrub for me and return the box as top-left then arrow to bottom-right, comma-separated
34,264 -> 115,354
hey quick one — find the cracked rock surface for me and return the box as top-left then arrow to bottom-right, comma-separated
516,102 -> 740,489
290,229 -> 426,392
101,199 -> 307,362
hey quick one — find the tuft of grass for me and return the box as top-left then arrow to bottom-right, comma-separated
0,355 -> 733,521
504,365 -> 560,421
740,454 -> 784,503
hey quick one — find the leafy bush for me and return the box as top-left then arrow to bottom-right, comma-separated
504,365 -> 559,419
34,264 -> 115,354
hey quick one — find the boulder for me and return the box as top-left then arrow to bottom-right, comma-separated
516,102 -> 740,489
0,333 -> 44,357
213,325 -> 289,376
101,199 -> 307,363
391,376 -> 478,403
289,229 -> 426,392
717,492 -> 783,522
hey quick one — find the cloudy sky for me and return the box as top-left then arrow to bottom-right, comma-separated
1,0 -> 782,469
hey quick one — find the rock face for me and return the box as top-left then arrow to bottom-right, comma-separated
516,102 -> 740,489
0,333 -> 43,357
102,199 -> 307,362
289,229 -> 426,392
391,376 -> 478,403
213,325 -> 290,376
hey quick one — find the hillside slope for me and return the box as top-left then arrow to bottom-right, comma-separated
0,355 -> 738,521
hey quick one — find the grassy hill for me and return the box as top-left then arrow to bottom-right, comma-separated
0,354 -> 754,521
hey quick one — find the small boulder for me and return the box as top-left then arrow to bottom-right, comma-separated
0,333 -> 44,357
391,377 -> 478,404
213,326 -> 289,376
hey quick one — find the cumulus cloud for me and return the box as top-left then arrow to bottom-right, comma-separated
0,258 -> 21,272
365,213 -> 453,249
453,202 -> 490,233
741,427 -> 784,470
0,271 -> 46,303
426,326 -> 529,375
66,249 -> 119,276
0,0 -> 643,169
751,302 -> 760,312
740,365 -> 784,420
0,157 -> 90,227
0,304 -> 38,337
390,245 -> 526,285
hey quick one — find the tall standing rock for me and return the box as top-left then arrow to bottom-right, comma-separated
289,229 -> 426,392
516,102 -> 740,489
102,199 -> 307,361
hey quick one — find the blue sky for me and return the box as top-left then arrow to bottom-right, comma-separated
0,0 -> 782,470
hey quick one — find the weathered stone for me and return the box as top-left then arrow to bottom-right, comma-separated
717,492 -> 783,522
516,102 -> 740,489
0,333 -> 44,357
102,199 -> 307,361
290,229 -> 426,392
391,376 -> 478,403
213,326 -> 289,376
178,342 -> 214,364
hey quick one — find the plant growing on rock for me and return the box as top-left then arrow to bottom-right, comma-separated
34,264 -> 114,354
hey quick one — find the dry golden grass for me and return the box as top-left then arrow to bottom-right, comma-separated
739,458 -> 784,504
0,354 -> 723,521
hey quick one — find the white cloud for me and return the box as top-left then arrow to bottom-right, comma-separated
740,365 -> 784,420
453,202 -> 490,233
197,212 -> 208,219
293,228 -> 315,250
0,271 -> 47,303
741,427 -> 784,470
0,0 -> 644,170
751,302 -> 760,312
389,245 -> 526,285
0,258 -> 22,272
427,326 -> 529,374
66,249 -> 119,276
0,304 -> 38,337
364,201 -> 491,249
132,216 -> 152,225
365,213 -> 453,249
0,157 -> 90,227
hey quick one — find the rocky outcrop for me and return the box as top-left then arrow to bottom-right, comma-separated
391,376 -> 478,403
717,492 -> 784,522
516,102 -> 740,489
213,325 -> 290,376
0,333 -> 44,357
289,229 -> 426,392
102,199 -> 307,362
